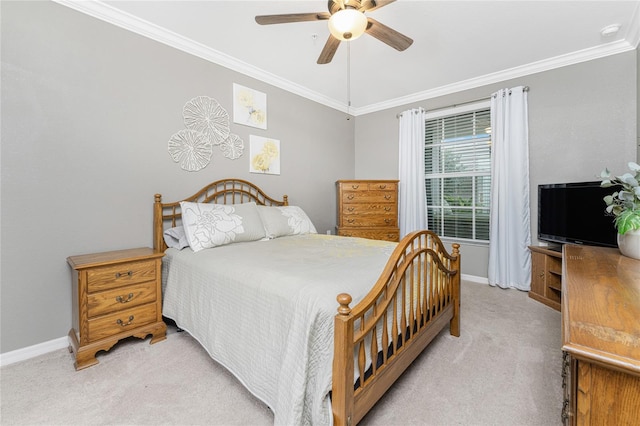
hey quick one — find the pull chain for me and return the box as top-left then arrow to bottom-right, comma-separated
346,41 -> 351,119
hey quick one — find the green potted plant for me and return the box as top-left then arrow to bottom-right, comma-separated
600,161 -> 640,259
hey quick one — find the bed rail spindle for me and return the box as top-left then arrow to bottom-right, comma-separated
392,289 -> 398,353
381,310 -> 389,364
408,261 -> 415,339
400,274 -> 407,346
370,323 -> 378,378
358,324 -> 366,385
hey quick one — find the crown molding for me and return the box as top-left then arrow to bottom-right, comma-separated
354,38 -> 636,115
54,0 -> 639,117
627,1 -> 640,48
52,0 -> 348,113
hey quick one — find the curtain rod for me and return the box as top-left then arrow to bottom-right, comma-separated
396,86 -> 529,118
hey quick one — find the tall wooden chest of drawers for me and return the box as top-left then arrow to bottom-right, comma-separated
68,247 -> 166,370
336,180 -> 399,242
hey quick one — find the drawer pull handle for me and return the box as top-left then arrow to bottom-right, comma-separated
347,207 -> 355,212
384,207 -> 391,211
347,194 -> 355,200
116,293 -> 134,304
384,195 -> 391,200
351,184 -> 359,189
379,185 -> 387,189
384,219 -> 391,224
347,219 -> 355,223
115,271 -> 133,279
116,315 -> 134,327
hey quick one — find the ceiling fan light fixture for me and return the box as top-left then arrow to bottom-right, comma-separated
328,9 -> 368,41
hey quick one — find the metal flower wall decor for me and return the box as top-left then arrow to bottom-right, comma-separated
168,95 -> 244,172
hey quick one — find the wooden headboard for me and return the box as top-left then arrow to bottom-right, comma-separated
153,178 -> 288,252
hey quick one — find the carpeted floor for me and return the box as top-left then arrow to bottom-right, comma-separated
0,281 -> 562,426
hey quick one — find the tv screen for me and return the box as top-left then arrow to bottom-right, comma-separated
538,181 -> 617,248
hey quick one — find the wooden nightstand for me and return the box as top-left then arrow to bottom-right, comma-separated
67,247 -> 166,370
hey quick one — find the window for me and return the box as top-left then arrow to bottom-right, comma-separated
424,104 -> 491,242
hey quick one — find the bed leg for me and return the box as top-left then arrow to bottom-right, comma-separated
450,243 -> 461,337
450,304 -> 460,337
333,294 -> 355,426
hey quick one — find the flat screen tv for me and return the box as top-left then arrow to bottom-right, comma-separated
538,181 -> 617,248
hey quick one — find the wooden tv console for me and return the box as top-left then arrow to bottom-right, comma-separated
561,244 -> 640,425
529,245 -> 562,311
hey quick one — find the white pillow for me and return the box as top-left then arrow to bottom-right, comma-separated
180,201 -> 266,252
163,226 -> 190,250
257,205 -> 317,239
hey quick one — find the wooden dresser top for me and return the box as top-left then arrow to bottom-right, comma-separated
562,244 -> 640,375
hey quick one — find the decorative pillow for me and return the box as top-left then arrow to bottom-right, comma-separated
257,205 -> 317,239
163,226 -> 190,250
180,201 -> 266,252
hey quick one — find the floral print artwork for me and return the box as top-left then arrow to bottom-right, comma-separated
250,135 -> 280,175
168,95 -> 244,172
233,84 -> 267,130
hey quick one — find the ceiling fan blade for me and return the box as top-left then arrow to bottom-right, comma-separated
359,0 -> 396,12
255,12 -> 330,25
317,35 -> 341,64
365,18 -> 413,51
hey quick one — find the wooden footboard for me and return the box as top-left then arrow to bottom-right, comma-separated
332,230 -> 461,426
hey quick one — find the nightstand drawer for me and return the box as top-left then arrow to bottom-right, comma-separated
87,282 -> 157,318
87,259 -> 157,292
87,303 -> 158,342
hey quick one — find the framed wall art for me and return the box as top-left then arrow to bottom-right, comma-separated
233,83 -> 267,130
249,135 -> 280,175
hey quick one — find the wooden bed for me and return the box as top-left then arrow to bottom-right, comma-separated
153,178 -> 461,426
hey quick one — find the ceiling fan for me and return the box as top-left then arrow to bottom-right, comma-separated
255,0 -> 413,64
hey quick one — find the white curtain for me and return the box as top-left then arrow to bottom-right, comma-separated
488,87 -> 531,290
398,108 -> 427,238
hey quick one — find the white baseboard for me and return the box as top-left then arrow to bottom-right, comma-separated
461,274 -> 489,285
0,336 -> 69,368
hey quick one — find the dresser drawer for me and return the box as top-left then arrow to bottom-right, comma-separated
341,191 -> 397,204
338,228 -> 399,242
343,215 -> 397,227
87,303 -> 158,342
340,182 -> 397,192
87,282 -> 157,318
367,182 -> 396,192
342,204 -> 396,216
86,259 -> 157,292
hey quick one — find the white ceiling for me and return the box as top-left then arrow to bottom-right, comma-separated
58,1 -> 640,115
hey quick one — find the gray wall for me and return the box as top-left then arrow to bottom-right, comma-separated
1,1 -> 638,354
1,1 -> 354,353
355,52 -> 638,278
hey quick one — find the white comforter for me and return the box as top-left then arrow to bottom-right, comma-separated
161,234 -> 396,425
